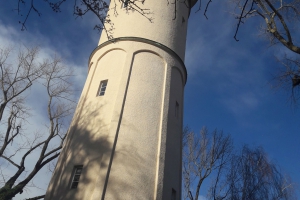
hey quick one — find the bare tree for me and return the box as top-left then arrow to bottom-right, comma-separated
182,127 -> 233,200
10,0 -> 300,57
228,0 -> 300,51
12,0 -> 153,39
183,127 -> 296,200
224,0 -> 300,102
272,55 -> 300,104
0,46 -> 75,200
209,145 -> 296,200
0,47 -> 43,121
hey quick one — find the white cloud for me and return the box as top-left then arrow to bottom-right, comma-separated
184,5 -> 274,119
0,21 -> 87,199
222,92 -> 259,115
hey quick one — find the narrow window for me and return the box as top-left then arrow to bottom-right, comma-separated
182,17 -> 185,24
97,80 -> 108,96
175,101 -> 179,118
171,188 -> 176,200
70,165 -> 83,189
122,0 -> 129,8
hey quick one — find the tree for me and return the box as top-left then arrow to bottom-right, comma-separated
11,0 -> 300,102
225,0 -> 300,102
275,56 -> 300,103
12,0 -> 152,39
8,0 -> 300,57
229,0 -> 300,53
182,127 -> 233,200
195,0 -> 300,103
209,146 -> 296,200
183,128 -> 296,200
0,46 -> 75,200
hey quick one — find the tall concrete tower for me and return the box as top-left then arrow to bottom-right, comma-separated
45,0 -> 198,199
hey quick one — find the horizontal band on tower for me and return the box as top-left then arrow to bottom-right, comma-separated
89,37 -> 188,85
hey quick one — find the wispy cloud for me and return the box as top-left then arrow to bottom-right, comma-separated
0,21 -> 88,199
184,4 -> 273,118
222,92 -> 260,115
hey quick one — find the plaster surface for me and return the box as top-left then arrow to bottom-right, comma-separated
45,0 -> 198,199
98,0 -> 192,60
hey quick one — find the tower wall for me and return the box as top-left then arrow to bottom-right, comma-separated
45,0 -> 197,199
99,0 -> 190,60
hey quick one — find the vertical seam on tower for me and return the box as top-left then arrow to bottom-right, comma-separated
153,61 -> 168,200
101,51 -> 135,200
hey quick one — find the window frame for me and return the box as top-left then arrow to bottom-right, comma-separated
97,80 -> 108,96
70,165 -> 83,189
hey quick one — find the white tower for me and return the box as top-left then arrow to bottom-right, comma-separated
45,0 -> 198,199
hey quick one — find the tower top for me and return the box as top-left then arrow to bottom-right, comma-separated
98,0 -> 199,60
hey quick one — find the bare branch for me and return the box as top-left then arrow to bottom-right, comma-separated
0,45 -> 75,199
207,145 -> 297,200
25,194 -> 46,200
0,155 -> 21,169
231,0 -> 300,53
183,127 -> 233,200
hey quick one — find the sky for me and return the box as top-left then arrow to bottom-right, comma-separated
0,0 -> 299,199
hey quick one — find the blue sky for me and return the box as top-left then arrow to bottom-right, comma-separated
0,0 -> 299,199
185,3 -> 300,197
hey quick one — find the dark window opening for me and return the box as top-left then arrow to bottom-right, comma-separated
175,101 -> 179,118
71,165 -> 83,189
97,80 -> 108,96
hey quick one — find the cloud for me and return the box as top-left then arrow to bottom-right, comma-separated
0,21 -> 88,199
184,3 -> 274,118
222,92 -> 259,115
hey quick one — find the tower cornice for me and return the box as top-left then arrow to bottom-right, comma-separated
89,37 -> 188,85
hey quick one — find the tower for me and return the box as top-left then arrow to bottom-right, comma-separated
45,0 -> 198,199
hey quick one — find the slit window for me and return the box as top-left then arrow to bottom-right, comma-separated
97,80 -> 108,96
175,101 -> 179,118
71,165 -> 83,189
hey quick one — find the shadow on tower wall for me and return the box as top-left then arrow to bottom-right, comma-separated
45,95 -> 150,200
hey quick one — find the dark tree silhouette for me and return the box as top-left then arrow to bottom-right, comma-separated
182,127 -> 233,200
11,0 -> 300,102
13,0 -> 152,39
0,46 -> 75,200
209,145 -> 296,200
225,0 -> 300,103
183,128 -> 296,200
